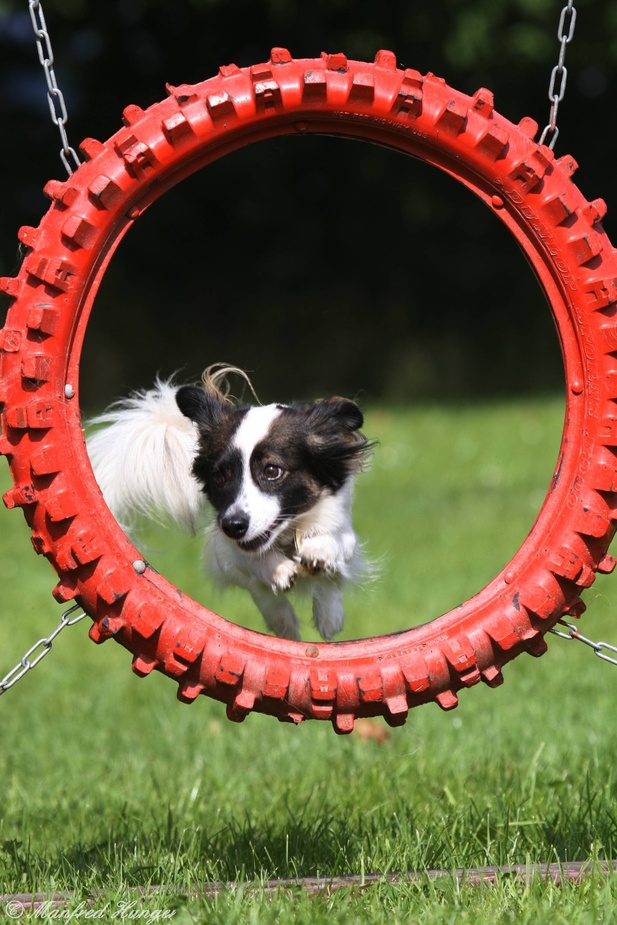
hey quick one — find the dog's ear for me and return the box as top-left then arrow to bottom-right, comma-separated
303,398 -> 373,485
176,385 -> 227,431
328,398 -> 364,433
298,398 -> 373,490
308,398 -> 364,436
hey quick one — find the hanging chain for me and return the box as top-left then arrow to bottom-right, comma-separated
539,1 -> 577,149
0,605 -> 87,696
27,0 -> 81,175
550,619 -> 617,667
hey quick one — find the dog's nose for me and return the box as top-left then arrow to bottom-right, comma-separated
221,513 -> 250,540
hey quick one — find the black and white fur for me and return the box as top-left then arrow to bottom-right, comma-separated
87,368 -> 372,640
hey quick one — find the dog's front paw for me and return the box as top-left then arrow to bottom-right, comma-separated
296,536 -> 341,578
271,559 -> 298,593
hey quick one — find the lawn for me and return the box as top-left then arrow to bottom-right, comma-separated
1,395 -> 616,924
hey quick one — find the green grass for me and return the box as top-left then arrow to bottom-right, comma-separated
1,395 -> 617,924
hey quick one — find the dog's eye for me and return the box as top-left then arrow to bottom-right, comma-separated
212,469 -> 228,488
263,463 -> 284,481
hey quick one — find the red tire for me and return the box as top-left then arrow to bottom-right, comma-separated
2,49 -> 617,733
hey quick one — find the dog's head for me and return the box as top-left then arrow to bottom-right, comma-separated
176,385 -> 371,553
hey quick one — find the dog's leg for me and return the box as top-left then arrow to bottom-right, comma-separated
296,531 -> 356,579
249,583 -> 301,640
209,533 -> 299,593
312,581 -> 346,640
242,550 -> 299,594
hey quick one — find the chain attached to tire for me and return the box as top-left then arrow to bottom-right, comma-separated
550,620 -> 617,667
539,1 -> 577,149
27,0 -> 81,175
0,605 -> 87,695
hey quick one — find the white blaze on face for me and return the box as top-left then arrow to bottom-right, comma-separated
231,403 -> 284,541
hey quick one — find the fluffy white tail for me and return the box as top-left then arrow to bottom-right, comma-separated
86,378 -> 205,533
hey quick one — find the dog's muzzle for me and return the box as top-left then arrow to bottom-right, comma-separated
236,530 -> 273,552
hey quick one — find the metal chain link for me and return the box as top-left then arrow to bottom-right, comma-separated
539,1 -> 577,149
0,605 -> 87,695
550,620 -> 617,667
27,0 -> 81,175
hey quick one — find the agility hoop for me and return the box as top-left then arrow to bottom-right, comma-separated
2,49 -> 617,733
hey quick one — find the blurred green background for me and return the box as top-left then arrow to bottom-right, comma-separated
0,0 -> 614,408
